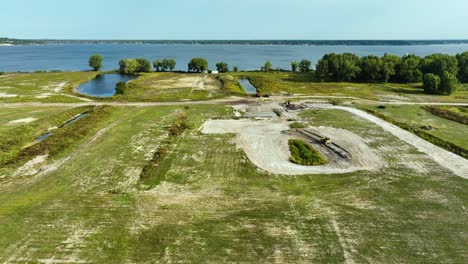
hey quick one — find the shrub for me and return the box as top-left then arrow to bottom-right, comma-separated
423,73 -> 441,94
439,71 -> 458,95
290,122 -> 306,129
115,82 -> 127,95
289,139 -> 328,166
169,112 -> 190,136
422,106 -> 468,125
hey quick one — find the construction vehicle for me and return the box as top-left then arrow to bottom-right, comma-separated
320,137 -> 332,145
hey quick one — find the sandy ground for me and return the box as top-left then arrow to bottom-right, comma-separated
304,103 -> 468,178
152,75 -> 220,90
0,92 -> 18,98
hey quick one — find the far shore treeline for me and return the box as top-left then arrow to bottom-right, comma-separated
87,51 -> 467,95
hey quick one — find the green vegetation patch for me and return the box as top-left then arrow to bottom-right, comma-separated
289,139 -> 328,166
3,105 -> 112,167
0,106 -> 96,165
289,122 -> 306,129
217,75 -> 245,94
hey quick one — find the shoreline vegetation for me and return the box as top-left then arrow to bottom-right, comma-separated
2,37 -> 468,46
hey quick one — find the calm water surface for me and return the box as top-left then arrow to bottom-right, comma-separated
238,79 -> 258,94
1,44 -> 468,72
78,74 -> 137,97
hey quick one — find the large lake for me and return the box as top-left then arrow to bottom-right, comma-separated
1,44 -> 468,72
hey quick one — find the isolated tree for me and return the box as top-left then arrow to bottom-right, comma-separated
233,66 -> 239,72
423,73 -> 441,94
398,55 -> 423,83
216,62 -> 229,72
456,52 -> 468,82
188,58 -> 208,72
439,71 -> 458,95
153,60 -> 162,72
119,59 -> 138,74
264,61 -> 272,72
136,58 -> 152,72
291,61 -> 298,72
299,59 -> 312,72
88,54 -> 103,71
421,53 -> 458,77
167,59 -> 176,71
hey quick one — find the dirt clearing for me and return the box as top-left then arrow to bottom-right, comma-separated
151,75 -> 221,90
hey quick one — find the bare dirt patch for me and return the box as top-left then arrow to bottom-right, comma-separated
151,75 -> 221,90
14,155 -> 48,176
8,117 -> 38,124
0,93 -> 18,98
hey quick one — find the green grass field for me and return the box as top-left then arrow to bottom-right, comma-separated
358,104 -> 468,149
0,105 -> 466,263
2,71 -> 467,103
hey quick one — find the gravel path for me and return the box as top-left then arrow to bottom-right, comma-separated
306,103 -> 468,178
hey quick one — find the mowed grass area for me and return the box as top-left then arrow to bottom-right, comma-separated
0,106 -> 72,133
358,104 -> 468,149
0,105 -> 466,263
226,71 -> 468,103
0,72 -> 98,102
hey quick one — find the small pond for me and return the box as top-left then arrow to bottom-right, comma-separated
78,74 -> 137,97
238,79 -> 258,94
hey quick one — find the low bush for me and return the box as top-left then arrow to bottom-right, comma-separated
422,106 -> 468,125
115,82 -> 127,95
289,139 -> 328,166
290,122 -> 306,129
169,112 -> 190,136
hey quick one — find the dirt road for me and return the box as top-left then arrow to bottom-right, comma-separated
1,96 -> 468,108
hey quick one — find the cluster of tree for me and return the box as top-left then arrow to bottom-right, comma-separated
153,59 -> 176,72
291,60 -> 312,72
188,58 -> 209,72
119,58 -> 152,74
315,52 -> 468,95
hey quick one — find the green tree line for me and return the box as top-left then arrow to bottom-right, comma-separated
315,52 -> 468,95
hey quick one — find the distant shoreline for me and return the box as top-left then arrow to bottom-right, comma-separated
2,38 -> 468,46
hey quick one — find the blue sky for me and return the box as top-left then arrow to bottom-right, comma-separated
1,0 -> 467,39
